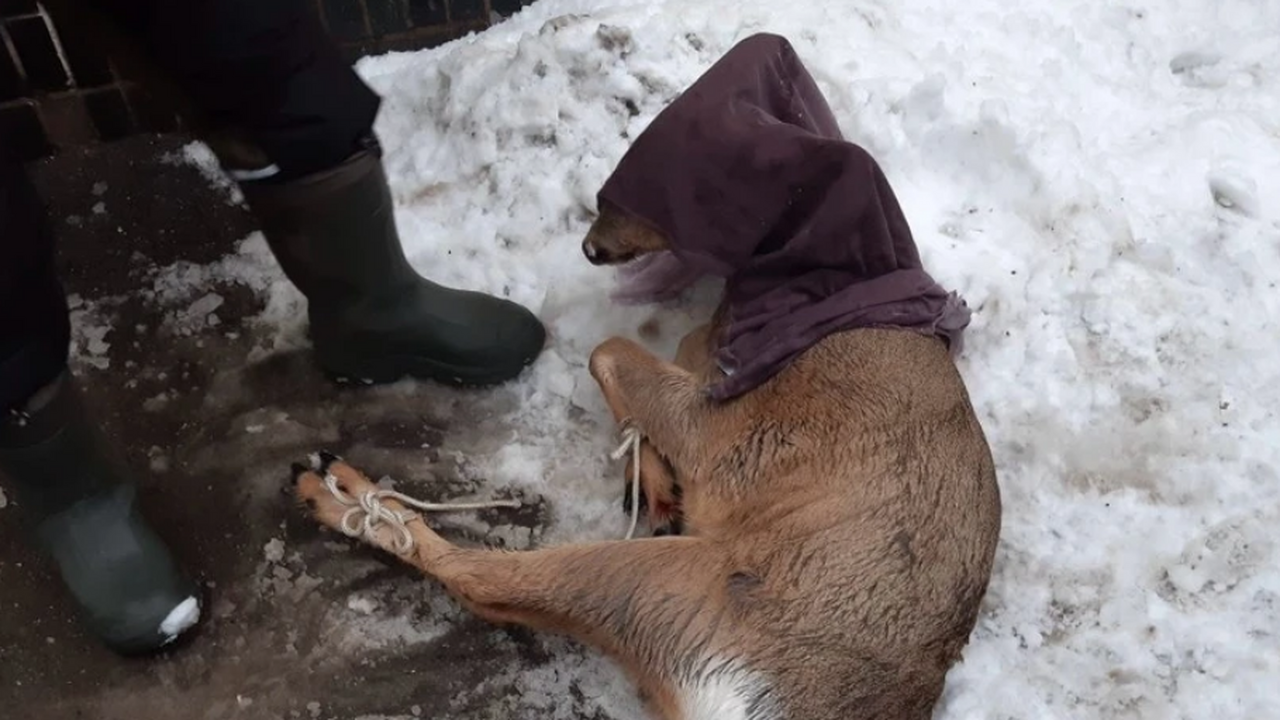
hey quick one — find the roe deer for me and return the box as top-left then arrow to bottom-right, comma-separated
292,31 -> 1001,720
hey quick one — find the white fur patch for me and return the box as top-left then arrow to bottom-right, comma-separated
680,661 -> 777,720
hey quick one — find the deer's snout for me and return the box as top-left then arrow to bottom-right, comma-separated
583,236 -> 606,264
583,236 -> 633,265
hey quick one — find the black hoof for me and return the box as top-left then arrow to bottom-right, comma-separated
317,450 -> 341,473
622,483 -> 648,514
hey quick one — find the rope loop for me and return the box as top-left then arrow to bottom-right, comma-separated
320,472 -> 521,554
612,419 -> 644,540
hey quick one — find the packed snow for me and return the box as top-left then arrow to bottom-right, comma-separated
115,0 -> 1280,717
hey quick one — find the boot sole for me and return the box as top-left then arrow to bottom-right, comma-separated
107,582 -> 210,658
317,351 -> 538,389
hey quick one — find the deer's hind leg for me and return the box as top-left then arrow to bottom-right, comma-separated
293,455 -> 732,720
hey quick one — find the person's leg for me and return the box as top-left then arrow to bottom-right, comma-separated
0,161 -> 202,655
75,0 -> 547,386
0,162 -> 69,414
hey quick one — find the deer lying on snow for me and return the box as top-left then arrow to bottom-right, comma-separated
292,32 -> 1001,720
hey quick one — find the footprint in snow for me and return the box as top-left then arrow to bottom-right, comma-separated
1207,169 -> 1259,218
1169,51 -> 1228,88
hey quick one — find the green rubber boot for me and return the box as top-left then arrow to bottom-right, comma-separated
238,144 -> 547,387
0,372 -> 202,656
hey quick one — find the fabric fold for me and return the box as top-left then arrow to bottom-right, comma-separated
600,32 -> 971,401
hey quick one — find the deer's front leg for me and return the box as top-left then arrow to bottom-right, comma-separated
590,336 -> 710,533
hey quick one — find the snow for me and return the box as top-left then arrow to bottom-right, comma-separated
66,293 -> 119,371
446,635 -> 649,719
139,0 -> 1280,717
263,538 -> 286,564
142,231 -> 309,355
160,142 -> 245,206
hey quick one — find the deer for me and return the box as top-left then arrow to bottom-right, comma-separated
290,32 -> 1001,720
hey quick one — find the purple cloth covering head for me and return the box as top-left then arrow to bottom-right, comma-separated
599,33 -> 971,401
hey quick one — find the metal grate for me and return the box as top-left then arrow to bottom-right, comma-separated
0,0 -> 534,162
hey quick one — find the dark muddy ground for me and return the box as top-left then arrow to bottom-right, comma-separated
0,135 -> 632,720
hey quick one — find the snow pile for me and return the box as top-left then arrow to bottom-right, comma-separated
160,141 -> 245,206
142,230 -> 309,354
152,0 -> 1279,717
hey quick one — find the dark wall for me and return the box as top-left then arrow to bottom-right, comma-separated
0,0 -> 536,162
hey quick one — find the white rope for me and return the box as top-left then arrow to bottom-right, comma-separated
610,422 -> 644,540
321,472 -> 521,555
317,422 -> 647,553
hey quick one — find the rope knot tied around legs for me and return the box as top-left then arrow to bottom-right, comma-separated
316,458 -> 521,555
314,421 -> 648,555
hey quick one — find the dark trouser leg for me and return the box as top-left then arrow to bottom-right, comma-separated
76,0 -> 382,183
0,162 -> 70,414
0,161 -> 202,656
62,0 -> 547,386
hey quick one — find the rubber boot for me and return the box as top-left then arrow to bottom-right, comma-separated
0,371 -> 202,656
237,142 -> 547,387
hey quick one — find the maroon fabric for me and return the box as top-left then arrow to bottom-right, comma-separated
599,33 -> 971,401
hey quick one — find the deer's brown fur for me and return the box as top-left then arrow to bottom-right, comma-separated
294,205 -> 1001,720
